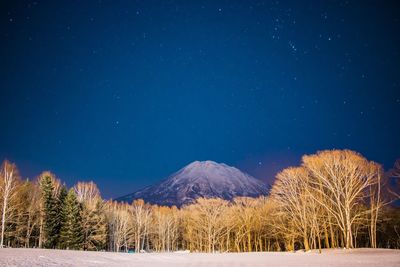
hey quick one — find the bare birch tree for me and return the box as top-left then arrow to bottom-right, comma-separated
130,199 -> 151,252
0,160 -> 20,248
105,201 -> 131,252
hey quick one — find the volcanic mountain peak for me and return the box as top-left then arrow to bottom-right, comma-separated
117,160 -> 269,207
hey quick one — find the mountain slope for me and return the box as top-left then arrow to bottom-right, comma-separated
117,160 -> 269,206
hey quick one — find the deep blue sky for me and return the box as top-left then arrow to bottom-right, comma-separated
0,1 -> 399,198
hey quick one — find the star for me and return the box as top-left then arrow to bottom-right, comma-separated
289,41 -> 297,52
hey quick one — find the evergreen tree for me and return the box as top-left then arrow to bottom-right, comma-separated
40,174 -> 60,248
59,189 -> 83,250
56,185 -> 67,248
58,185 -> 67,210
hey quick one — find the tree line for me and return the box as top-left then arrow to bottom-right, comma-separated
0,149 -> 399,252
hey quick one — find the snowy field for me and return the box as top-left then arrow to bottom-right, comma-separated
0,248 -> 399,267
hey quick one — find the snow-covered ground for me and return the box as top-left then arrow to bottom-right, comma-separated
0,248 -> 399,267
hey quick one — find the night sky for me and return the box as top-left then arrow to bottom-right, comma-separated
0,1 -> 399,198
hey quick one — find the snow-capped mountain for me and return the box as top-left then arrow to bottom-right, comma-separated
116,160 -> 269,207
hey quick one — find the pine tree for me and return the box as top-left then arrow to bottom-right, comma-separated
56,185 -> 67,248
59,189 -> 83,250
58,185 -> 67,211
40,174 -> 60,248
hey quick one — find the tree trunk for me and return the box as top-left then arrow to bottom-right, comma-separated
303,233 -> 310,251
0,193 -> 7,248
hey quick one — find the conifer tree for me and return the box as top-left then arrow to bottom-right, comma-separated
59,189 -> 83,250
56,185 -> 67,248
40,174 -> 60,248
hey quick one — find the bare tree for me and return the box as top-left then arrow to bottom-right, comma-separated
130,199 -> 152,252
271,167 -> 312,251
367,163 -> 384,248
74,181 -> 101,204
13,180 -> 41,248
151,205 -> 180,252
0,160 -> 20,248
393,160 -> 400,178
387,159 -> 400,199
231,197 -> 259,252
302,150 -> 381,249
105,201 -> 131,252
183,198 -> 228,253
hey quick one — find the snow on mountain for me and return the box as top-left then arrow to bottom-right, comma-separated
116,160 -> 269,207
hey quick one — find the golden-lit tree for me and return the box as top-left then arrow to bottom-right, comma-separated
183,198 -> 229,253
230,197 -> 260,252
150,205 -> 180,252
74,181 -> 101,204
74,181 -> 107,250
271,167 -> 312,250
130,199 -> 152,252
302,150 -> 382,249
13,180 -> 41,248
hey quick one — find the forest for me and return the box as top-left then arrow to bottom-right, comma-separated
0,149 -> 399,253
